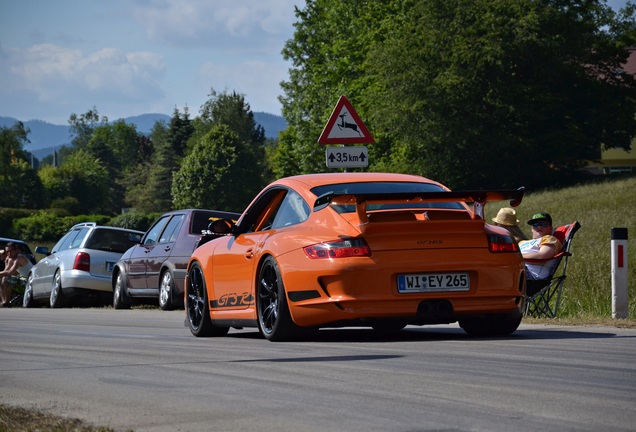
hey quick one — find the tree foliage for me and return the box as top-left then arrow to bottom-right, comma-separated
86,119 -> 140,213
0,122 -> 44,208
68,107 -> 108,149
127,108 -> 195,213
182,89 -> 268,204
279,0 -> 636,189
38,149 -> 109,214
172,125 -> 257,212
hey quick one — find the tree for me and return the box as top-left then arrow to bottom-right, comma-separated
132,108 -> 193,213
84,119 -> 141,213
172,125 -> 259,212
121,132 -> 157,212
189,89 -> 268,196
277,0 -> 403,177
0,122 -> 44,208
38,149 -> 109,214
68,107 -> 108,149
279,0 -> 636,190
366,0 -> 636,189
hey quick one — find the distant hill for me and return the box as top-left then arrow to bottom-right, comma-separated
0,112 -> 287,159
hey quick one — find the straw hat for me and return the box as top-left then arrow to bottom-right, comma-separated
492,208 -> 520,227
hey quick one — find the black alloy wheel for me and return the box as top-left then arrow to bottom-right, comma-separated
257,256 -> 301,341
186,262 -> 228,337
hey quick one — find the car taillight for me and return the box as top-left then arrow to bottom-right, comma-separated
73,252 -> 91,271
488,235 -> 519,253
304,238 -> 372,259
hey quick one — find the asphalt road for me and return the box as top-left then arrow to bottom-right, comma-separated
1,308 -> 635,432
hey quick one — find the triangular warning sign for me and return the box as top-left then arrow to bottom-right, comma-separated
317,96 -> 374,145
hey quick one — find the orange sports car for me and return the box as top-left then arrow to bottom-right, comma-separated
185,172 -> 526,341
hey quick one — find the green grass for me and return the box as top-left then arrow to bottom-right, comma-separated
486,175 -> 636,319
0,404 -> 118,432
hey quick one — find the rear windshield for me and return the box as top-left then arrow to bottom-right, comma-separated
310,181 -> 464,213
85,229 -> 139,253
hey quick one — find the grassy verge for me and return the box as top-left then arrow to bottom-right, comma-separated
0,404 -> 119,432
486,175 -> 636,319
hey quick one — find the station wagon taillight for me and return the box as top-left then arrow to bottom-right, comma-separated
304,238 -> 372,259
488,235 -> 519,253
73,252 -> 91,271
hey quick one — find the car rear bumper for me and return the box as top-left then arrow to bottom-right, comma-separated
61,270 -> 113,293
279,248 -> 525,327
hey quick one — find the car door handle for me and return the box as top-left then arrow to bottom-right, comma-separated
164,246 -> 171,252
245,248 -> 254,259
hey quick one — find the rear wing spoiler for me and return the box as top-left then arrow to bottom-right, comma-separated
313,187 -> 525,224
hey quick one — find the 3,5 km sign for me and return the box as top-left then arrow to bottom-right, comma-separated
325,146 -> 369,168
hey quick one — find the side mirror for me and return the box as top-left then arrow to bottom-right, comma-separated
129,233 -> 143,244
35,246 -> 51,256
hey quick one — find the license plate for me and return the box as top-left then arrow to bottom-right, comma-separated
106,262 -> 115,272
397,272 -> 470,293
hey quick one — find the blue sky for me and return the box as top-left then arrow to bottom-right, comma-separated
0,0 -> 304,124
0,0 -> 630,125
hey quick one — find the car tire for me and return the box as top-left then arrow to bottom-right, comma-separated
186,262 -> 229,337
113,270 -> 132,310
49,271 -> 66,308
158,270 -> 175,311
22,274 -> 35,308
459,312 -> 522,337
257,256 -> 302,342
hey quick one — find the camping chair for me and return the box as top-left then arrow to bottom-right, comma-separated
8,275 -> 27,307
524,221 -> 581,318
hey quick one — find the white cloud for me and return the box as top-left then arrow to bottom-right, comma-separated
131,0 -> 300,52
1,43 -> 165,102
0,0 -> 302,122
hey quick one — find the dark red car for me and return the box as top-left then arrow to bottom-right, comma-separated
111,209 -> 240,310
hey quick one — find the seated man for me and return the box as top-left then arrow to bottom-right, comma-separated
0,242 -> 34,307
519,212 -> 562,281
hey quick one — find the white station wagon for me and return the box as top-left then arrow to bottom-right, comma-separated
24,223 -> 143,308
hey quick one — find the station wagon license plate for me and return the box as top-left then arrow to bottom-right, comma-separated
397,272 -> 470,293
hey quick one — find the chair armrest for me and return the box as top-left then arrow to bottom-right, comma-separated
523,251 -> 571,264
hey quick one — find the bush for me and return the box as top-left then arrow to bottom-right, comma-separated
12,212 -> 69,241
0,207 -> 37,237
109,212 -> 161,232
11,212 -> 113,241
49,196 -> 81,215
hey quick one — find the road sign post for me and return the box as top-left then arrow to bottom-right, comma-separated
611,227 -> 629,319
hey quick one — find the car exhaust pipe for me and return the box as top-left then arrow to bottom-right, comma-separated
417,299 -> 454,320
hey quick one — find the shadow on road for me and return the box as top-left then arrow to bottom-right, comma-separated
223,324 -> 626,343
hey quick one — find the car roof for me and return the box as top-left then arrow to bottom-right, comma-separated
272,172 -> 446,190
0,237 -> 30,246
67,223 -> 144,234
160,208 -> 239,215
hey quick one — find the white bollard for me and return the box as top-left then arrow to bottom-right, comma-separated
611,228 -> 628,319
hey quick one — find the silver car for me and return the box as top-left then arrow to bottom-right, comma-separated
24,223 -> 143,308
